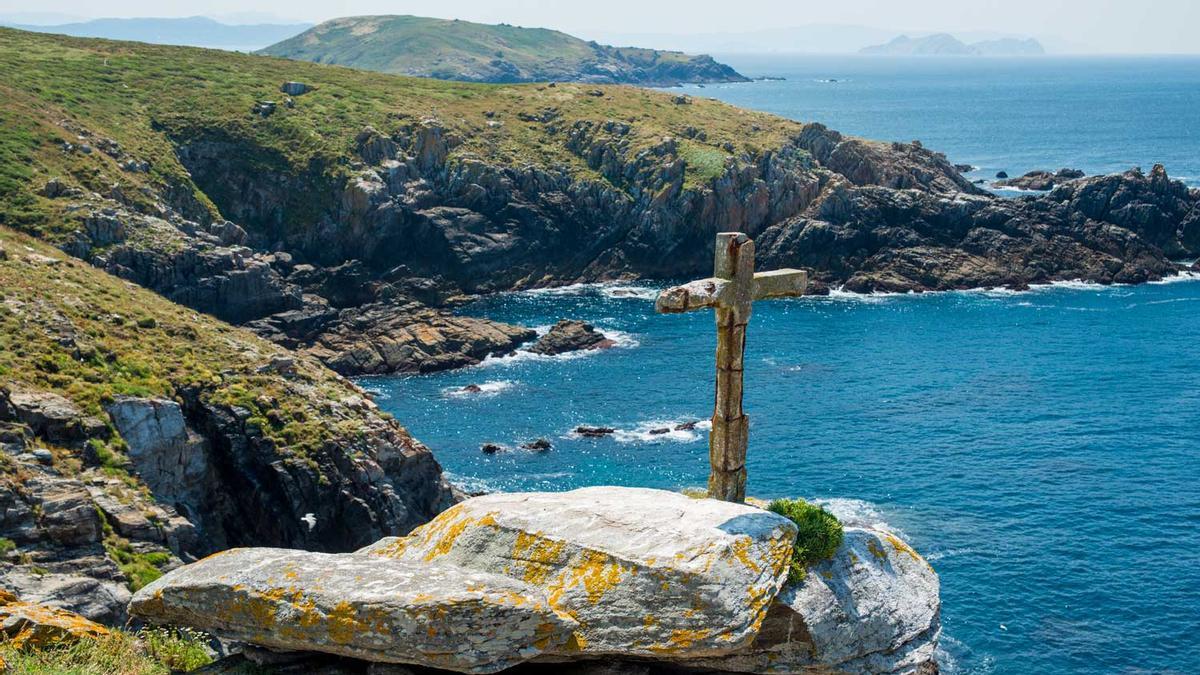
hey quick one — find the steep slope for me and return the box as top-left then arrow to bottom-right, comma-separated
0,225 -> 453,623
259,15 -> 749,85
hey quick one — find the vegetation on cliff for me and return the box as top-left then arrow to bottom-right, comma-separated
0,26 -> 796,242
259,15 -> 748,85
768,498 -> 844,582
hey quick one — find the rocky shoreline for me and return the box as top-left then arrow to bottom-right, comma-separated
42,111 -> 1200,378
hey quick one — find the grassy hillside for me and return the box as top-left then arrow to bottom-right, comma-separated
259,15 -> 748,85
0,26 -> 798,243
0,225 -> 392,458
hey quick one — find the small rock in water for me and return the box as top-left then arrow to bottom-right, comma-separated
461,384 -> 484,394
481,443 -> 504,454
575,426 -> 616,438
996,170 -> 1009,179
530,320 -> 616,356
674,420 -> 701,431
521,438 -> 553,452
648,428 -> 671,436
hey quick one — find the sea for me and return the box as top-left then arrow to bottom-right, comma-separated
362,57 -> 1200,674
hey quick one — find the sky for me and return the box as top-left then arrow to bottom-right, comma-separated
1,0 -> 1198,54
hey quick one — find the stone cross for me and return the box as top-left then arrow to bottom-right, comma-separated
656,233 -> 807,503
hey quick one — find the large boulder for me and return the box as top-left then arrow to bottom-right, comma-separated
360,487 -> 797,659
686,525 -> 941,675
129,548 -> 578,674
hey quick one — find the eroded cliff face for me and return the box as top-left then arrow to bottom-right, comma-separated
45,107 -> 1200,380
164,114 -> 1200,301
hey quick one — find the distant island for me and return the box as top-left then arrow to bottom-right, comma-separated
860,33 -> 1045,56
259,15 -> 749,86
0,16 -> 311,50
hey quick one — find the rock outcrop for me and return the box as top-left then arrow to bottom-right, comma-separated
361,488 -> 797,659
0,591 -> 111,649
130,548 -> 577,673
995,168 -> 1085,191
129,488 -> 940,674
250,300 -> 536,375
528,320 -> 616,356
687,525 -> 941,674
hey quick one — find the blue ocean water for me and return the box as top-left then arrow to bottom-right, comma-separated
366,280 -> 1200,674
689,55 -> 1200,188
364,58 -> 1200,674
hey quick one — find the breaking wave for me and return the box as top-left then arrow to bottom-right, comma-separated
568,418 -> 710,444
442,380 -> 516,398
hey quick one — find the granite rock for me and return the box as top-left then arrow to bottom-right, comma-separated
130,548 -> 578,673
361,487 -> 797,659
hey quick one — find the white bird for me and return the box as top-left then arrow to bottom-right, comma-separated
301,513 -> 317,531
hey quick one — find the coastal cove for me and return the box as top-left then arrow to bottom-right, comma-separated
364,278 -> 1200,674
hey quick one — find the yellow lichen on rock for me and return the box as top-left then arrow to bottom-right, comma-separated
0,600 -> 110,650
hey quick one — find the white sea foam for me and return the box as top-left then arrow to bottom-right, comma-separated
823,287 -> 914,303
442,380 -> 516,398
569,418 -> 710,444
517,282 -> 661,300
600,285 -> 660,300
477,325 -> 640,368
812,497 -> 901,535
1148,270 -> 1200,285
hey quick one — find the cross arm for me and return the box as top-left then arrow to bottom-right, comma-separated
655,278 -> 731,314
753,269 -> 807,300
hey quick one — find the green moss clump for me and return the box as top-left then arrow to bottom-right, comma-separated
768,498 -> 844,583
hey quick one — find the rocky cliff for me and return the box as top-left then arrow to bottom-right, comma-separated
5,29 -> 1198,376
0,228 -> 454,624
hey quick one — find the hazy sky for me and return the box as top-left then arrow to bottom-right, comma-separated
3,0 -> 1199,53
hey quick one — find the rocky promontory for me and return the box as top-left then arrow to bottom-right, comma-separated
130,487 -> 940,674
260,15 -> 749,86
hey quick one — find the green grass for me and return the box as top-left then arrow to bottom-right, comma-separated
768,498 -> 845,583
0,627 -> 212,674
0,26 -> 801,242
259,15 -> 738,85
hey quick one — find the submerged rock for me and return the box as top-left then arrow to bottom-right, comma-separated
361,487 -> 797,659
575,426 -> 616,438
130,548 -> 577,673
528,320 -> 616,356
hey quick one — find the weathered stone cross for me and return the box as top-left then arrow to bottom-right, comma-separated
656,233 -> 807,503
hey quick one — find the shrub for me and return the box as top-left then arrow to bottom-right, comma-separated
767,498 -> 844,583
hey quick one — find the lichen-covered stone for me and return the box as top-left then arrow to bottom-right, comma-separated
129,548 -> 577,674
360,487 -> 797,659
685,525 -> 941,675
0,597 -> 110,649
